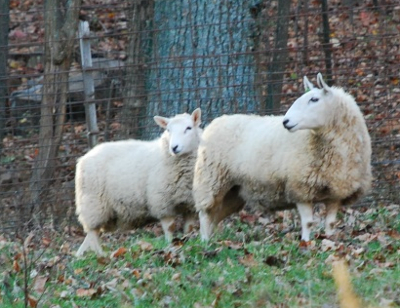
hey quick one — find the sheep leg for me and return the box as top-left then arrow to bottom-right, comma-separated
296,203 -> 314,241
183,214 -> 196,234
199,210 -> 216,242
325,202 -> 340,236
161,217 -> 176,242
76,230 -> 105,257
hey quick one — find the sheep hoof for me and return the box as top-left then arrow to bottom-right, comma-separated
76,231 -> 105,257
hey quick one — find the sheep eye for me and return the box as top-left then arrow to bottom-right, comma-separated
309,97 -> 319,103
185,126 -> 192,132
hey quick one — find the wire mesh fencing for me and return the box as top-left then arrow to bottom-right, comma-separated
1,0 -> 400,235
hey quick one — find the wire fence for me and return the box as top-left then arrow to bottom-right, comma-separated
1,0 -> 400,235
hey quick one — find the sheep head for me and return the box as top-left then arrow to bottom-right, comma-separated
154,108 -> 202,156
283,73 -> 334,132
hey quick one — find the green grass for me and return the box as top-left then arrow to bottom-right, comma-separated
1,206 -> 400,307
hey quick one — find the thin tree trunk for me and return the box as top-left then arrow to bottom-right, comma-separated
321,0 -> 333,85
0,0 -> 10,155
303,0 -> 309,66
266,0 -> 291,113
29,0 -> 81,222
119,0 -> 154,139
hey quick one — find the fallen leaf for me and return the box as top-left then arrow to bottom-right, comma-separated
211,291 -> 222,307
111,247 -> 127,258
238,253 -> 258,267
132,269 -> 141,279
24,232 -> 35,250
171,273 -> 181,281
33,275 -> 48,294
321,239 -> 337,252
387,230 -> 400,240
137,240 -> 153,252
325,254 -> 341,264
28,295 -> 38,308
42,237 -> 51,246
97,256 -> 110,264
76,288 -> 98,297
13,260 -> 21,272
239,211 -> 258,225
220,240 -> 243,250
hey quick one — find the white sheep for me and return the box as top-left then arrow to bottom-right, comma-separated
193,73 -> 372,242
75,108 -> 202,256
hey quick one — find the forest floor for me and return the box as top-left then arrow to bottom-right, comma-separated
2,1 -> 400,307
1,204 -> 399,308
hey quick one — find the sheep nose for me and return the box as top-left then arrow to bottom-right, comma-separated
172,145 -> 179,154
282,119 -> 289,128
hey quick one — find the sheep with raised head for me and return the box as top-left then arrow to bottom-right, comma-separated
75,108 -> 202,256
193,73 -> 372,242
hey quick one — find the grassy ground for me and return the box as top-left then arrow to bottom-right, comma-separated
0,204 -> 399,308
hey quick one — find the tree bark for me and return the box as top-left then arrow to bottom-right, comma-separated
265,0 -> 291,113
29,0 -> 81,221
144,0 -> 257,137
119,0 -> 154,139
0,0 -> 10,154
321,0 -> 333,85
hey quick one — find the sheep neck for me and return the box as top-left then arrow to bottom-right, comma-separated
307,110 -> 363,172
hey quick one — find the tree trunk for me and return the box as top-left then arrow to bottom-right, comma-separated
143,0 -> 258,138
265,0 -> 291,113
321,0 -> 333,85
0,0 -> 10,155
119,0 -> 154,139
29,0 -> 81,222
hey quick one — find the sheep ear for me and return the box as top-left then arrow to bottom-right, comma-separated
317,73 -> 330,93
303,76 -> 314,92
191,108 -> 201,126
154,116 -> 169,129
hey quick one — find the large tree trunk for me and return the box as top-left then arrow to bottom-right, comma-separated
143,0 -> 257,138
119,0 -> 154,139
265,0 -> 291,113
29,0 -> 81,222
0,0 -> 10,154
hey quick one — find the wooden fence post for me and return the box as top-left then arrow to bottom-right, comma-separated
78,20 -> 99,148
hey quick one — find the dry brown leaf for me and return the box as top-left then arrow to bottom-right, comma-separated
13,260 -> 21,272
239,211 -> 258,225
220,240 -> 243,250
325,254 -> 341,264
238,253 -> 258,267
132,269 -> 141,279
24,232 -> 35,250
321,239 -> 337,252
387,230 -> 400,240
33,275 -> 48,294
211,291 -> 222,307
171,273 -> 181,281
111,247 -> 127,258
76,288 -> 98,297
137,240 -> 153,252
97,256 -> 110,265
42,237 -> 51,247
28,295 -> 38,308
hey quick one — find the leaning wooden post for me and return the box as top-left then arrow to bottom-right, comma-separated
78,20 -> 99,148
